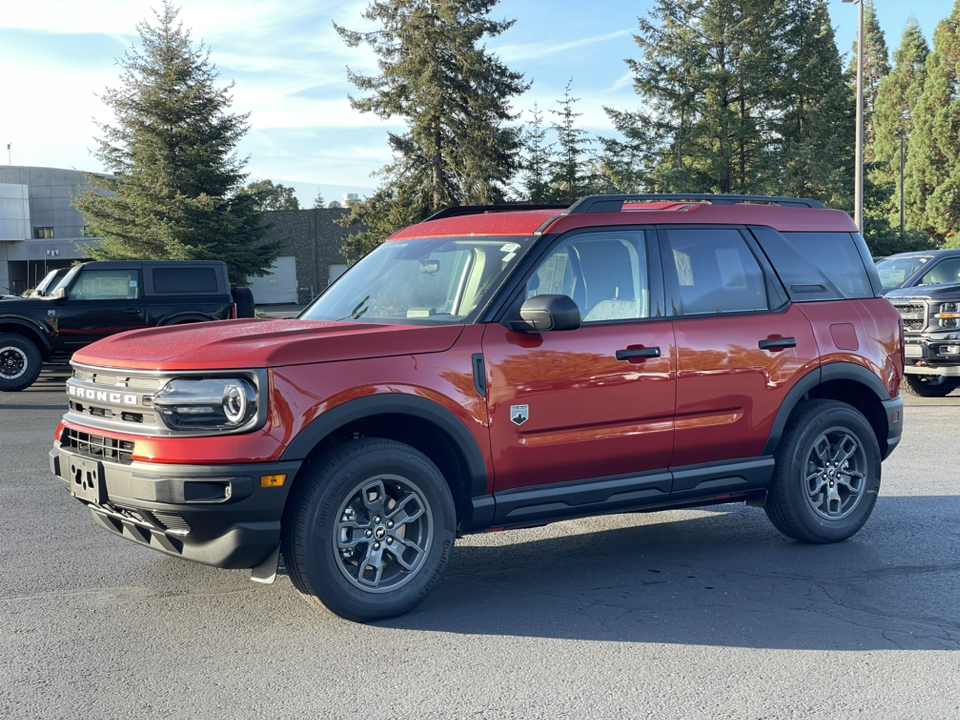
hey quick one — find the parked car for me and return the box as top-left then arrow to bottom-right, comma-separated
0,260 -> 255,391
49,194 -> 904,622
875,250 -> 960,292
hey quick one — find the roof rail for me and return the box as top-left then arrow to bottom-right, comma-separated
566,194 -> 825,214
425,204 -> 569,221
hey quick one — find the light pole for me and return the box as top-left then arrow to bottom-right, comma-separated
843,0 -> 864,234
895,130 -> 905,238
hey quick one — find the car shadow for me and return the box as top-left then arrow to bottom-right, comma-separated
377,496 -> 960,651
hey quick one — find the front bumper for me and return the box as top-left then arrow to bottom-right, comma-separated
904,333 -> 960,374
50,443 -> 301,569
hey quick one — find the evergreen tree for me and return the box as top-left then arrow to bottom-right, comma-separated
872,19 -> 931,241
621,0 -> 792,195
335,0 -> 528,251
246,179 -> 301,211
519,103 -> 552,203
849,0 -> 891,162
546,81 -> 593,203
907,1 -> 960,241
74,1 -> 279,284
775,0 -> 853,209
312,190 -> 326,209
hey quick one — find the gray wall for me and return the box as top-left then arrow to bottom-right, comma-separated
260,208 -> 364,300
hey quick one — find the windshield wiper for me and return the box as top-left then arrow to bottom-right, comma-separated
338,296 -> 370,321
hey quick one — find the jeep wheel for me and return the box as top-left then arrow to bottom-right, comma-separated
282,438 -> 456,622
764,399 -> 880,544
0,334 -> 42,392
903,374 -> 960,398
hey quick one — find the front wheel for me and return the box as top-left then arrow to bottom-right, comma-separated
903,374 -> 960,398
0,334 -> 43,392
282,438 -> 456,622
765,399 -> 881,544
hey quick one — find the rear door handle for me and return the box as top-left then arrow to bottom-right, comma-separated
758,336 -> 796,351
616,346 -> 661,361
124,308 -> 142,314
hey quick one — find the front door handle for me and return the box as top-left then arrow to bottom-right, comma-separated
616,346 -> 661,362
758,336 -> 797,351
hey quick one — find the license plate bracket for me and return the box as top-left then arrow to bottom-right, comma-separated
68,457 -> 106,505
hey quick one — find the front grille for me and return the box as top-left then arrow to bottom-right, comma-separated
891,302 -> 927,331
62,428 -> 135,465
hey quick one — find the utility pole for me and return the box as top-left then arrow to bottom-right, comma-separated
843,0 -> 865,234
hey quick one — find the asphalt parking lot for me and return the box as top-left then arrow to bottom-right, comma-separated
2,374 -> 958,719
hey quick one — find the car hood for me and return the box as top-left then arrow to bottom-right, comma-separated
0,295 -> 52,308
71,319 -> 466,371
885,283 -> 960,300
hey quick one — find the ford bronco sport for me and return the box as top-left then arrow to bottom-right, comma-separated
49,194 -> 904,622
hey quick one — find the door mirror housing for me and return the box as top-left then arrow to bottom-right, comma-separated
507,294 -> 581,333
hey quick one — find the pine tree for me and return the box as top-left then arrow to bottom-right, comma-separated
907,1 -> 960,241
74,1 -> 279,284
335,0 -> 528,250
246,179 -> 301,211
620,0 -> 792,195
546,81 -> 593,203
519,103 -> 552,203
775,0 -> 853,209
849,0 -> 891,162
312,190 -> 326,209
872,19 -> 931,243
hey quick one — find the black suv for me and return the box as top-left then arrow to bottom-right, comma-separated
1,260 -> 254,391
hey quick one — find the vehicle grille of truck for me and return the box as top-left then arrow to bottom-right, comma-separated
62,427 -> 135,465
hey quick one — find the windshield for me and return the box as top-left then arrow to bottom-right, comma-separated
301,236 -> 533,325
875,255 -> 932,291
29,268 -> 69,297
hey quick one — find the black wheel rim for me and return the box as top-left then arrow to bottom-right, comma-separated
0,345 -> 27,380
333,474 -> 434,593
803,426 -> 868,520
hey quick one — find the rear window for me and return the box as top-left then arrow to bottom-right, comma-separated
752,229 -> 874,301
153,267 -> 219,294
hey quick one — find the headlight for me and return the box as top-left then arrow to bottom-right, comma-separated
152,377 -> 258,431
937,303 -> 960,328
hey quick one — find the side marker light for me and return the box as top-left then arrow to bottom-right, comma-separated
261,474 -> 287,488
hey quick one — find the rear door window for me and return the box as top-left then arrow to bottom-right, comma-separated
662,228 -> 768,316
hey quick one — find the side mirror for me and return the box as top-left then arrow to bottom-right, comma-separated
507,294 -> 581,332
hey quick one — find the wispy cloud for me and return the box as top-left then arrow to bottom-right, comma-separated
495,30 -> 633,63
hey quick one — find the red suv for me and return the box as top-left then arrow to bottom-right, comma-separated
50,194 -> 904,622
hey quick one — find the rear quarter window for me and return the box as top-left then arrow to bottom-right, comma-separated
751,228 -> 876,301
152,267 -> 219,294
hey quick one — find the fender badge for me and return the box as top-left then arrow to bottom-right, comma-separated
510,405 -> 529,426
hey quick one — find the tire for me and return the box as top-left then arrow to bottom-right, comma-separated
0,334 -> 43,392
232,286 -> 256,318
282,438 -> 457,622
903,374 -> 960,398
764,399 -> 881,544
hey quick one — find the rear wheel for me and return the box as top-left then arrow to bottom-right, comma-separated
282,438 -> 456,622
903,374 -> 960,398
0,334 -> 42,392
765,399 -> 880,543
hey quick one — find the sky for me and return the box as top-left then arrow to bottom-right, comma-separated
0,0 -> 948,206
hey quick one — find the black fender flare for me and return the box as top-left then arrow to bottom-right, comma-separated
762,361 -> 892,456
0,315 -> 53,355
280,394 -> 489,498
160,313 -> 217,325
